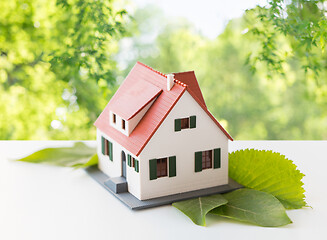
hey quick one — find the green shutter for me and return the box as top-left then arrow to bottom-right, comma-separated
175,119 -> 181,131
127,155 -> 131,167
169,156 -> 176,177
195,151 -> 202,172
101,136 -> 105,155
149,159 -> 157,180
190,115 -> 196,128
109,141 -> 113,161
107,141 -> 111,160
214,148 -> 221,168
135,160 -> 139,173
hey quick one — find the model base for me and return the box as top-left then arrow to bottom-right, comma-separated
85,166 -> 243,210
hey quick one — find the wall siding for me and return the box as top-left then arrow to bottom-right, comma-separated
97,129 -> 141,199
138,91 -> 229,200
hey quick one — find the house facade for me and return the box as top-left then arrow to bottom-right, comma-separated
94,62 -> 233,201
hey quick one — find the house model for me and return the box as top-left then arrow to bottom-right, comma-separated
93,62 -> 235,208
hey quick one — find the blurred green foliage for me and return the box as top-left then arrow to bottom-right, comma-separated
1,0 -> 326,140
246,0 -> 327,76
121,3 -> 327,139
0,0 -> 125,139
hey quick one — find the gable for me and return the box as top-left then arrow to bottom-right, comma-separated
187,89 -> 233,141
139,91 -> 230,160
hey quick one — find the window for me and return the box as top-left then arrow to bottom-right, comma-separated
202,150 -> 212,169
113,113 -> 116,123
101,137 -> 109,155
149,156 -> 176,180
127,154 -> 139,173
134,159 -> 139,173
195,148 -> 221,172
157,158 -> 167,178
175,116 -> 196,131
128,154 -> 131,166
180,117 -> 189,129
104,139 -> 109,155
122,119 -> 126,130
101,136 -> 113,161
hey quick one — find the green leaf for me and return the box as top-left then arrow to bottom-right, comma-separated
211,189 -> 292,227
17,142 -> 97,168
229,149 -> 306,209
72,153 -> 98,169
172,194 -> 228,226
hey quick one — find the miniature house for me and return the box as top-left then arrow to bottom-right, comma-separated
94,62 -> 233,201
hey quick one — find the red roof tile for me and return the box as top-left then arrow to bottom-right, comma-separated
94,62 -> 233,157
174,71 -> 206,107
109,74 -> 162,120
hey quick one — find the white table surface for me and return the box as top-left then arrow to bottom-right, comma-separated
1,140 -> 326,240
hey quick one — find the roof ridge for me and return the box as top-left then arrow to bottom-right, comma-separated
137,61 -> 188,88
174,79 -> 187,87
137,61 -> 167,78
174,70 -> 194,74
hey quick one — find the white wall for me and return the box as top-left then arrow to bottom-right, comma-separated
97,129 -> 141,198
109,111 -> 129,136
138,91 -> 229,200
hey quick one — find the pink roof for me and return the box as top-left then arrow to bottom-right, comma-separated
94,62 -> 233,156
109,77 -> 162,120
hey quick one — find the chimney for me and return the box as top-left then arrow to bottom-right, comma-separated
167,73 -> 174,91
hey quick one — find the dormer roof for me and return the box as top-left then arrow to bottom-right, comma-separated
109,77 -> 162,120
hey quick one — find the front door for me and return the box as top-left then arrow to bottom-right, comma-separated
121,151 -> 126,178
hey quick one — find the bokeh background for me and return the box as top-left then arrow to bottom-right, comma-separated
1,0 -> 327,140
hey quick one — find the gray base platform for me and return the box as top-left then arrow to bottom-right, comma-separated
104,177 -> 128,193
85,166 -> 243,210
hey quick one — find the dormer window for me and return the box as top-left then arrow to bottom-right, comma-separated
109,111 -> 129,135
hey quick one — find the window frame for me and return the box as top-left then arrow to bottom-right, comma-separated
127,154 -> 139,172
122,119 -> 126,130
149,156 -> 176,180
180,117 -> 190,129
101,136 -> 113,161
157,157 -> 168,178
201,150 -> 213,170
195,148 -> 221,172
104,138 -> 109,156
175,115 -> 196,131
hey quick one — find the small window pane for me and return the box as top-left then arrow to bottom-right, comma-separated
104,139 -> 109,156
157,157 -> 168,178
113,114 -> 116,123
180,118 -> 189,129
122,119 -> 126,130
202,150 -> 212,170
